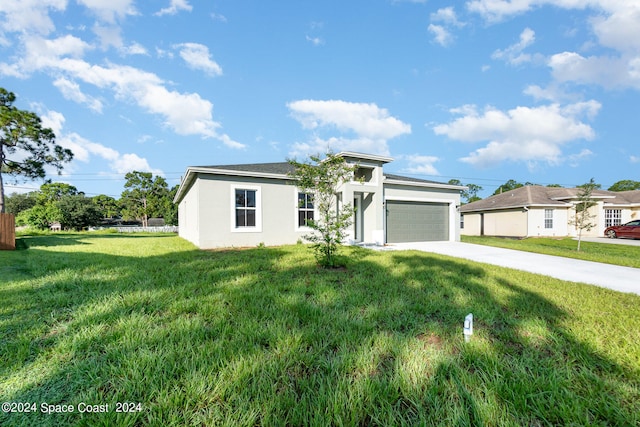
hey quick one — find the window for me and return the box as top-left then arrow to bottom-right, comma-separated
354,167 -> 374,183
605,209 -> 621,227
235,189 -> 256,227
544,209 -> 553,229
298,192 -> 314,227
460,214 -> 465,229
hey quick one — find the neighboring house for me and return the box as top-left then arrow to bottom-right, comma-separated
460,185 -> 640,238
173,152 -> 465,249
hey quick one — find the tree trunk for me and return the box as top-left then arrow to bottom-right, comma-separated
0,145 -> 5,214
0,168 -> 5,214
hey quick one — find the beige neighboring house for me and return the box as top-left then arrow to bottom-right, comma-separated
173,152 -> 465,249
460,185 -> 640,238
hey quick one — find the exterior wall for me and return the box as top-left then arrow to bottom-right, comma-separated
340,157 -> 386,244
186,175 -> 310,248
462,204 -> 640,238
527,207 -> 570,237
176,162 -> 464,248
567,202 -> 605,238
461,213 -> 481,236
482,210 -> 528,237
178,178 -> 201,247
383,184 -> 461,241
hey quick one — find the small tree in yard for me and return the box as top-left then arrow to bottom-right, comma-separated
0,88 -> 73,213
571,178 -> 598,251
288,153 -> 358,268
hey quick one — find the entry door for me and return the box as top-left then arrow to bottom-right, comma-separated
353,194 -> 363,242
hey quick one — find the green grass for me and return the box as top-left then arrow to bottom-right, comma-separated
1,233 -> 639,426
462,235 -> 640,268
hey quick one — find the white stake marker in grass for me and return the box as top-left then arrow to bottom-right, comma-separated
464,313 -> 473,343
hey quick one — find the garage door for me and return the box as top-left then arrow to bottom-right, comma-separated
386,201 -> 449,243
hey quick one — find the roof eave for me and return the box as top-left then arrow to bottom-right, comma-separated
173,166 -> 293,203
384,178 -> 467,191
461,203 -> 571,213
336,151 -> 394,164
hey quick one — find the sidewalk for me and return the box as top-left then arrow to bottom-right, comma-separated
379,241 -> 640,295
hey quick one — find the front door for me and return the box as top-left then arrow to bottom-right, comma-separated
353,194 -> 363,242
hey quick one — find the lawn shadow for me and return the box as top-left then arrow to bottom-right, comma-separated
1,236 -> 639,426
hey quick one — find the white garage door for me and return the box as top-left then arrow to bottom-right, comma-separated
386,201 -> 449,243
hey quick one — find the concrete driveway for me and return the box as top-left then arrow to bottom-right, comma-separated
378,241 -> 640,296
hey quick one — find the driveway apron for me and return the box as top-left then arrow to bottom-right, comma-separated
380,241 -> 640,296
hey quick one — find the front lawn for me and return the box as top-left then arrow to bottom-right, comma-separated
1,234 -> 639,426
462,235 -> 640,268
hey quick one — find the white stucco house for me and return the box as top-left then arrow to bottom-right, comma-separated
173,152 -> 465,249
460,185 -> 640,238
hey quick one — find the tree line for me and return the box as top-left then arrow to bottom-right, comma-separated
5,172 -> 178,230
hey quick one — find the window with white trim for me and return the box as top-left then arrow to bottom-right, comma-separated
235,189 -> 256,227
605,209 -> 621,227
544,209 -> 553,229
297,192 -> 314,227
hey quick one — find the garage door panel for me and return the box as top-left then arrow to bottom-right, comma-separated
386,201 -> 448,243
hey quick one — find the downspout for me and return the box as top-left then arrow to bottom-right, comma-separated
523,207 -> 529,238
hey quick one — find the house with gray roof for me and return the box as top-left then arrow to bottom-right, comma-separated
460,185 -> 640,238
173,152 -> 465,249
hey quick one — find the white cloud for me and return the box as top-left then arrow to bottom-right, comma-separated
53,77 -> 103,113
590,3 -> 640,54
434,101 -> 600,168
0,0 -> 66,35
76,0 -> 138,23
211,13 -> 227,23
469,1 -> 640,91
41,110 -> 163,175
428,24 -> 453,47
287,100 -> 411,158
0,34 -> 242,148
306,35 -> 324,46
155,0 -> 192,16
466,0 -> 596,23
428,7 -> 464,47
631,155 -> 640,163
492,27 -> 538,66
401,154 -> 441,176
548,51 -> 640,90
288,100 -> 411,140
568,148 -> 593,166
174,43 -> 223,76
431,7 -> 464,27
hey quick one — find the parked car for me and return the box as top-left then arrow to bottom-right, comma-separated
604,219 -> 640,239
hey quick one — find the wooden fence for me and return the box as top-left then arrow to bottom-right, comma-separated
0,213 -> 16,250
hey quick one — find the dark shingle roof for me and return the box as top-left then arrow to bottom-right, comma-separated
194,162 -> 295,176
193,163 -> 454,186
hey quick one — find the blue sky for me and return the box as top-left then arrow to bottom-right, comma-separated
1,0 -> 638,199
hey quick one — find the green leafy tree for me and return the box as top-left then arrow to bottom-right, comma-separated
0,88 -> 73,213
570,178 -> 598,251
608,180 -> 640,192
18,203 -> 60,229
158,185 -> 179,225
57,195 -> 103,230
448,179 -> 483,204
121,171 -> 170,227
4,191 -> 37,214
92,194 -> 121,219
288,153 -> 359,268
37,182 -> 79,204
493,179 -> 523,195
